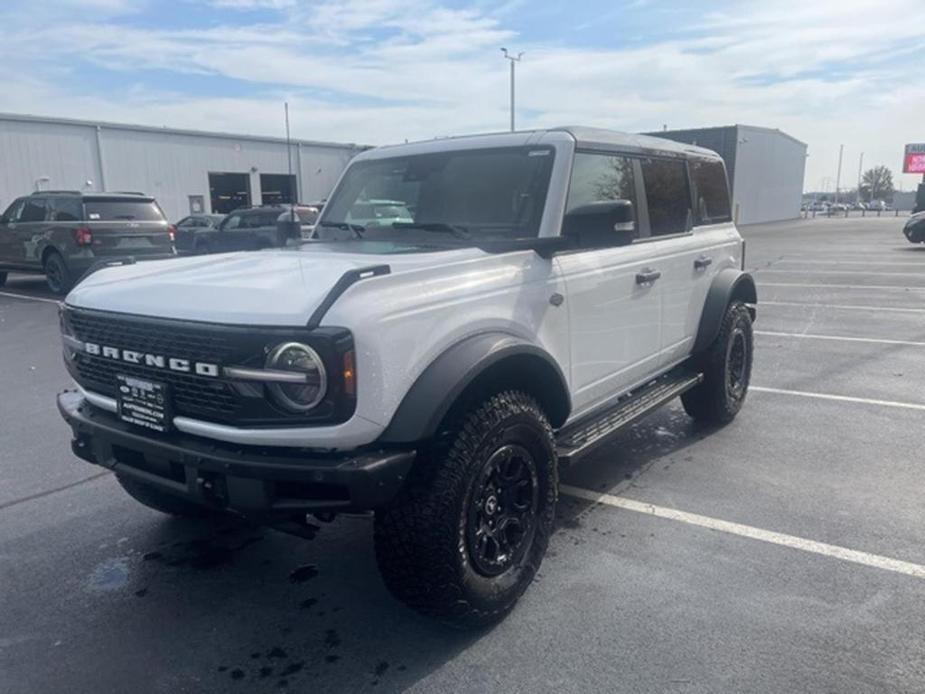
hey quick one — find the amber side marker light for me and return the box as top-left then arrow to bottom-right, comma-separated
343,350 -> 356,396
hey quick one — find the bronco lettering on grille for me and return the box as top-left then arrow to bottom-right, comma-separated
83,342 -> 220,377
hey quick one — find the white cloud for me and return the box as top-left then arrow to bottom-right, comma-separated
0,0 -> 923,191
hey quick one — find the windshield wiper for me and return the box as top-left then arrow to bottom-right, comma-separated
318,220 -> 366,238
392,222 -> 471,240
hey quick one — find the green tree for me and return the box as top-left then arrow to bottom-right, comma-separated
860,165 -> 895,202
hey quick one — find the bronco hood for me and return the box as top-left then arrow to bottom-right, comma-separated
65,246 -> 483,326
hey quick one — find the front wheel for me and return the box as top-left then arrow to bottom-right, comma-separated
682,301 -> 753,424
374,391 -> 557,628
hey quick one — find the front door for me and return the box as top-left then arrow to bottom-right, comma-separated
0,198 -> 25,264
555,152 -> 662,419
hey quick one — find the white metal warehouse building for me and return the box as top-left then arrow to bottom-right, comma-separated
0,113 -> 366,222
644,124 -> 807,225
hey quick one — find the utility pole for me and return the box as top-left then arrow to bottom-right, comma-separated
500,48 -> 523,132
834,144 -> 844,204
856,152 -> 863,205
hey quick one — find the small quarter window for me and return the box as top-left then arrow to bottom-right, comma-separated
690,159 -> 732,225
641,158 -> 692,236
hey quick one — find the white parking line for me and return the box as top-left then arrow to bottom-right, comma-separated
772,259 -> 925,267
761,301 -> 925,314
560,485 -> 925,580
750,386 -> 925,412
758,269 -> 925,277
755,330 -> 925,348
760,282 -> 925,291
0,291 -> 61,306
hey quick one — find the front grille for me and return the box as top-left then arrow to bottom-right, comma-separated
62,307 -> 356,428
65,308 -> 253,423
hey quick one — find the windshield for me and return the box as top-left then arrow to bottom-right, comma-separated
83,198 -> 165,222
317,146 -> 555,246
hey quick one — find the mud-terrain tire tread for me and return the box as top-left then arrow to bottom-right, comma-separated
374,390 -> 557,628
682,301 -> 753,424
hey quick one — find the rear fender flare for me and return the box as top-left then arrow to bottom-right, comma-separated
692,269 -> 757,354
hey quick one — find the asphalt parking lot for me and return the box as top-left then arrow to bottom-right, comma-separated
2,216 -> 924,693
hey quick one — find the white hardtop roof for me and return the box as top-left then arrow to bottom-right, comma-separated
356,126 -> 722,161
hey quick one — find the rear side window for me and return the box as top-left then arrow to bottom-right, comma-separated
641,158 -> 692,236
20,198 -> 48,223
690,159 -> 731,224
49,197 -> 82,222
83,198 -> 164,222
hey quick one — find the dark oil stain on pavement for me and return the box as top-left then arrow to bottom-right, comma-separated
142,535 -> 264,571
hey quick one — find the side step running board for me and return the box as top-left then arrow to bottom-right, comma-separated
555,371 -> 703,466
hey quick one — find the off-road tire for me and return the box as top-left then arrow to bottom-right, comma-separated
0,271 -> 7,287
682,301 -> 753,424
116,474 -> 217,518
44,252 -> 73,295
374,391 -> 557,628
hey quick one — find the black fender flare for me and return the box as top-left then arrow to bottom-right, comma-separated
692,268 -> 757,354
378,332 -> 571,444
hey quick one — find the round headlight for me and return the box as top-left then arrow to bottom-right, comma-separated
265,342 -> 327,412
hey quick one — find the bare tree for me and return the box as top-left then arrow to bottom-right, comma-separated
860,166 -> 895,203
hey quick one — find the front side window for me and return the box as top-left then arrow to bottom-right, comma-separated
2,199 -> 25,223
690,159 -> 732,224
83,198 -> 164,222
566,153 -> 639,238
318,146 -> 556,248
641,158 -> 692,236
222,214 -> 242,230
20,198 -> 48,223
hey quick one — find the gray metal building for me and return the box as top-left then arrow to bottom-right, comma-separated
0,113 -> 367,221
643,125 -> 807,225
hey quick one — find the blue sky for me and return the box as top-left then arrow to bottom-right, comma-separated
1,0 -> 923,191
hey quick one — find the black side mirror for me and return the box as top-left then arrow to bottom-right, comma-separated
563,199 -> 635,248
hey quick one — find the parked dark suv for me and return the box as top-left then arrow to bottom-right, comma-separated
184,204 -> 320,255
0,191 -> 175,294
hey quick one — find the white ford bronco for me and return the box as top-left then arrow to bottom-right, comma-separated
57,127 -> 756,627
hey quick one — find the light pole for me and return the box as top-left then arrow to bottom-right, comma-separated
500,48 -> 523,132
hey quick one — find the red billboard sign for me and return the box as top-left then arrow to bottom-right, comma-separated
904,143 -> 925,174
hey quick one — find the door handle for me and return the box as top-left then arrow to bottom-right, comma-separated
694,255 -> 713,269
635,268 -> 661,285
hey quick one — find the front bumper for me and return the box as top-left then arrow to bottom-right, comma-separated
57,390 -> 415,518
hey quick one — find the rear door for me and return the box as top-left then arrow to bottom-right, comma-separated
81,196 -> 172,258
645,157 -> 738,367
556,151 -> 664,418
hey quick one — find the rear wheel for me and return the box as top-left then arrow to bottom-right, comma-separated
43,252 -> 73,295
682,301 -> 753,424
374,391 -> 557,628
116,474 -> 218,518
